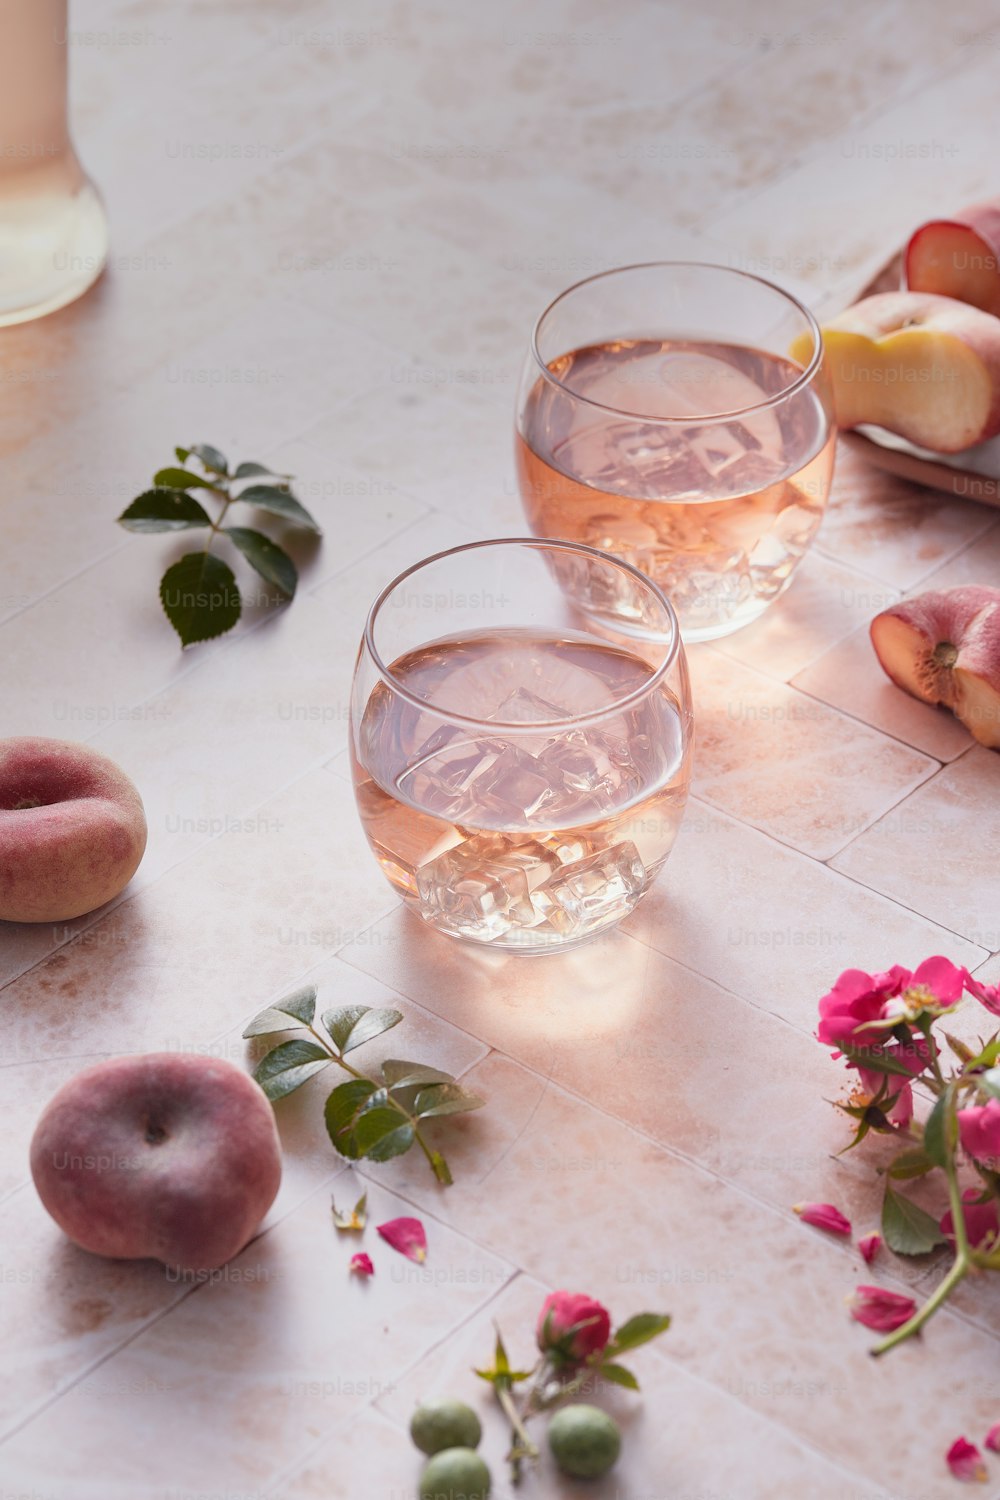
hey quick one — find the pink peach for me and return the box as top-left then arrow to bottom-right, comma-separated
0,737 -> 147,922
30,1053 -> 282,1272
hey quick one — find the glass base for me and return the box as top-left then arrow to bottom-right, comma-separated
678,597 -> 774,642
0,169 -> 109,327
404,890 -> 647,955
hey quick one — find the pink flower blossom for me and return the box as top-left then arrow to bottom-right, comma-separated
537,1291 -> 611,1366
946,1436 -> 987,1483
908,956 -> 967,1006
377,1216 -> 427,1263
965,970 -> 1000,1018
985,1424 -> 1000,1455
958,1101 -> 1000,1172
858,1232 -> 881,1265
849,1285 -> 916,1333
349,1252 -> 374,1277
817,966 -> 911,1048
941,1190 -> 1000,1251
793,1202 -> 852,1236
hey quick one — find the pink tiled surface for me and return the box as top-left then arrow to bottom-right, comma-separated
3,2 -> 1000,1497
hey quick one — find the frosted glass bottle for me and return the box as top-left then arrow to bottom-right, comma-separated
0,0 -> 108,325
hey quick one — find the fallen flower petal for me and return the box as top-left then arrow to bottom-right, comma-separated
858,1232 -> 882,1265
332,1191 -> 367,1232
349,1252 -> 374,1277
947,1437 -> 987,1483
985,1424 -> 1000,1454
849,1285 -> 916,1333
377,1216 -> 427,1262
941,1190 -> 1000,1252
794,1202 -> 852,1236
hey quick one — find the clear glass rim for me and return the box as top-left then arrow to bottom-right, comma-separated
362,536 -> 682,731
528,259 -> 825,426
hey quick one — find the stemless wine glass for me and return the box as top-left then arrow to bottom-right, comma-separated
515,262 -> 836,642
350,539 -> 692,953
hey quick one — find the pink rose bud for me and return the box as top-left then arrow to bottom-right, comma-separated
984,1424 -> 1000,1455
794,1202 -> 852,1236
946,1436 -> 987,1483
537,1291 -> 611,1366
857,1232 -> 881,1265
377,1216 -> 427,1263
849,1285 -> 916,1333
958,1101 -> 1000,1172
941,1190 -> 1000,1251
349,1252 -> 374,1277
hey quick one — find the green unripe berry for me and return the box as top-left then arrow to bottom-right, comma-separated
418,1446 -> 491,1500
410,1399 -> 483,1456
548,1403 -> 622,1479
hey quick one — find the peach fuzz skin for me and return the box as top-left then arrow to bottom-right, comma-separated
30,1054 -> 282,1273
871,586 -> 1000,750
793,291 -> 1000,454
906,199 -> 1000,317
0,737 -> 147,922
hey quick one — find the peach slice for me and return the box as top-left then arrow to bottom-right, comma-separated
795,292 -> 1000,453
870,586 -> 1000,749
906,200 -> 1000,317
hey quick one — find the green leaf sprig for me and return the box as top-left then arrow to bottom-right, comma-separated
243,985 -> 485,1186
117,443 -> 321,646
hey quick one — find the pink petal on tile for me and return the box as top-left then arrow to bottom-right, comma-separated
794,1202 -> 852,1236
985,1424 -> 1000,1455
377,1216 -> 427,1263
350,1253 -> 374,1278
858,1232 -> 882,1265
947,1437 -> 987,1483
332,1191 -> 368,1232
849,1285 -> 916,1332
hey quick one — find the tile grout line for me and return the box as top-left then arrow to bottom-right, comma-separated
0,1160 -> 351,1450
260,1270 -> 530,1498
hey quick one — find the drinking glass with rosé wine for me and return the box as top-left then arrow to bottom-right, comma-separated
350,538 -> 692,952
515,262 -> 836,641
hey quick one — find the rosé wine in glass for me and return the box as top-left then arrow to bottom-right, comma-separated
516,264 -> 836,642
350,540 -> 692,952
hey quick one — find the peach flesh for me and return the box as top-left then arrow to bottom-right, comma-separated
871,586 -> 1000,749
906,201 -> 1000,317
796,292 -> 1000,453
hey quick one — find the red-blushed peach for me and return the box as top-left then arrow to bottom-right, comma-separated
0,737 -> 147,922
906,199 -> 1000,317
870,585 -> 1000,749
791,291 -> 1000,453
29,1053 -> 282,1272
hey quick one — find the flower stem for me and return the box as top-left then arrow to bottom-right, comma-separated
203,480 -> 234,552
496,1381 -> 539,1485
870,1252 -> 968,1356
874,1082 -> 970,1355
